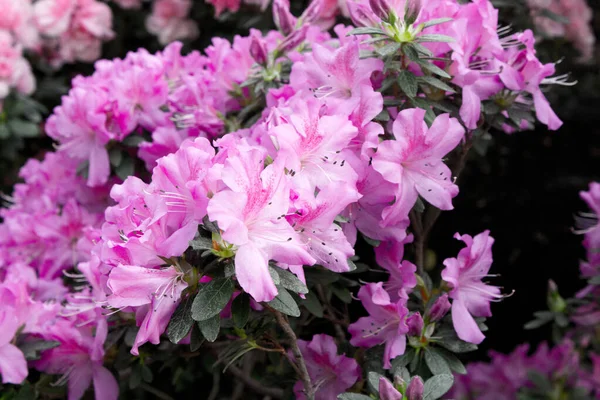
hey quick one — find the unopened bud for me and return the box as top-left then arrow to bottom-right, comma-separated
404,0 -> 422,25
407,312 -> 424,336
369,0 -> 392,21
379,377 -> 403,400
347,2 -> 379,27
406,376 -> 424,400
547,279 -> 566,313
300,0 -> 323,25
273,0 -> 296,36
250,35 -> 268,66
276,25 -> 308,54
426,293 -> 451,322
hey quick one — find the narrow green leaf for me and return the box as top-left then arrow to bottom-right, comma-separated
197,315 -> 220,342
377,42 -> 402,57
416,59 -> 451,79
417,34 -> 455,43
190,237 -> 213,251
331,286 -> 352,304
418,76 -> 455,93
267,287 -> 301,317
398,70 -> 418,98
232,293 -> 251,328
437,336 -> 478,353
167,295 -> 194,344
122,135 -> 147,147
191,277 -> 235,321
436,348 -> 467,375
421,17 -> 454,29
423,374 -> 454,400
348,27 -> 387,36
109,149 -> 123,168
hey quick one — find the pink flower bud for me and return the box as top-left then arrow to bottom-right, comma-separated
407,312 -> 424,336
404,0 -> 422,25
300,0 -> 323,25
272,0 -> 295,36
250,35 -> 268,66
347,3 -> 379,27
426,293 -> 451,322
406,376 -> 424,400
276,25 -> 308,54
369,0 -> 392,21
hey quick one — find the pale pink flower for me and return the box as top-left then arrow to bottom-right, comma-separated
0,308 -> 28,384
294,334 -> 361,400
441,230 -> 502,344
349,282 -> 409,368
372,108 -> 464,227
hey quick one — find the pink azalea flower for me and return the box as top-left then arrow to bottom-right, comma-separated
35,318 -> 118,400
0,32 -> 36,100
375,238 -> 417,301
205,0 -> 241,16
146,0 -> 199,45
0,308 -> 28,384
270,97 -> 359,190
372,108 -> 465,226
46,87 -> 113,187
207,150 -> 316,302
288,182 -> 361,273
441,230 -> 502,344
107,264 -> 187,354
496,30 -> 563,130
290,39 -> 383,115
294,334 -> 361,400
349,282 -> 409,369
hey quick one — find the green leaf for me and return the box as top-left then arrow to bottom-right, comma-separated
167,295 -> 194,344
398,70 -> 418,98
391,347 -> 416,373
367,371 -> 384,394
0,124 -> 9,139
527,370 -> 553,392
115,157 -> 135,180
348,27 -> 387,36
197,315 -> 220,342
122,135 -> 147,147
8,119 -> 38,138
418,76 -> 455,93
190,323 -> 204,351
338,394 -> 372,400
141,365 -> 153,382
331,286 -> 352,304
420,17 -> 453,29
19,340 -> 61,361
191,277 -> 235,321
417,34 -> 455,43
437,336 -> 477,353
272,266 -> 309,294
423,374 -> 454,400
300,291 -> 324,318
267,287 -> 301,317
232,293 -> 251,328
376,42 -> 402,57
424,348 -> 451,375
190,237 -> 213,251
109,149 -> 123,168
415,59 -> 451,79
524,317 -> 552,330
435,348 -> 467,375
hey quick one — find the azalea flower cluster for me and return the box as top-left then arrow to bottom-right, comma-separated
0,0 -> 576,398
449,340 -> 598,399
527,0 -> 595,62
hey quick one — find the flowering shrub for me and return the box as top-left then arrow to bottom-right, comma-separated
0,0 -> 597,399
